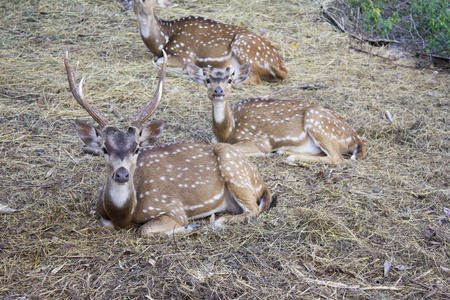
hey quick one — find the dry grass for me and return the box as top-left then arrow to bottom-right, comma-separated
1,0 -> 449,299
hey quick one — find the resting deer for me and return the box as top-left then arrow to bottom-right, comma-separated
186,63 -> 367,164
64,51 -> 273,237
132,0 -> 287,84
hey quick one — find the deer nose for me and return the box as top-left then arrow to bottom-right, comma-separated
213,86 -> 224,97
113,167 -> 130,183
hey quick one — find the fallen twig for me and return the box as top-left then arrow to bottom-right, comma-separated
91,250 -> 127,287
322,9 -> 400,46
393,269 -> 450,298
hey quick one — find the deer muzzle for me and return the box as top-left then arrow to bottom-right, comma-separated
113,167 -> 130,183
213,86 -> 224,98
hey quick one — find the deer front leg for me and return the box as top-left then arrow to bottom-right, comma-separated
284,152 -> 344,164
155,54 -> 186,69
95,185 -> 115,230
229,140 -> 270,157
138,215 -> 200,237
246,65 -> 263,85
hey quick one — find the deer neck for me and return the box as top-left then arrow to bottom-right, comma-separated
136,10 -> 170,57
103,177 -> 137,228
212,100 -> 235,142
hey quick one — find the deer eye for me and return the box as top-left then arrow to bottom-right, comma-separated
206,78 -> 210,84
228,79 -> 232,84
102,147 -> 108,155
135,148 -> 140,155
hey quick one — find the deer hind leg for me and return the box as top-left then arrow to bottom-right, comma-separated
313,136 -> 347,164
247,63 -> 263,85
230,43 -> 262,85
230,37 -> 286,84
284,138 -> 346,164
257,62 -> 288,82
138,214 -> 199,237
213,143 -> 271,227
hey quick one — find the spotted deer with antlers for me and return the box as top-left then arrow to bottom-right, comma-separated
187,63 -> 367,164
65,51 -> 273,237
132,0 -> 287,84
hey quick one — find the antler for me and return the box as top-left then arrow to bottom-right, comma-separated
130,50 -> 167,128
64,51 -> 110,128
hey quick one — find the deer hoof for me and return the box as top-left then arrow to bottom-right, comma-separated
285,155 -> 296,162
99,218 -> 115,230
270,151 -> 283,157
174,224 -> 201,234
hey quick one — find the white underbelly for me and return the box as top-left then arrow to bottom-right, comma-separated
275,138 -> 322,155
189,200 -> 228,220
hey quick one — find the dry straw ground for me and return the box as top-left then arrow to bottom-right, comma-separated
1,0 -> 449,299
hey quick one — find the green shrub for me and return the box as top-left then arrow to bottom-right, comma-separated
410,0 -> 449,56
347,0 -> 450,56
349,0 -> 399,38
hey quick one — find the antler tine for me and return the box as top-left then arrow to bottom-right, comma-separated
64,51 -> 110,128
130,50 -> 168,128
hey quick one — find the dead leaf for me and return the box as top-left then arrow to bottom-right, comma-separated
384,260 -> 392,277
444,207 -> 450,217
148,258 -> 156,266
394,265 -> 411,271
51,262 -> 67,275
382,110 -> 393,122
0,205 -> 17,214
118,260 -> 125,270
16,223 -> 26,234
423,228 -> 436,239
424,289 -> 437,299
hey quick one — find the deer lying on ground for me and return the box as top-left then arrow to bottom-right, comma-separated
132,0 -> 287,84
186,63 -> 367,164
64,51 -> 273,237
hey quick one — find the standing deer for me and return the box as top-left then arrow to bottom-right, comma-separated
64,51 -> 272,237
186,63 -> 367,164
132,0 -> 287,84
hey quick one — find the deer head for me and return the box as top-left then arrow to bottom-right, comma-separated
187,63 -> 251,102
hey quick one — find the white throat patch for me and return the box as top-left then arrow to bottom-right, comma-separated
108,183 -> 130,208
213,101 -> 226,123
137,15 -> 151,39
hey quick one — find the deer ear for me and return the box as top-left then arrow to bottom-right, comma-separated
233,63 -> 251,84
139,120 -> 165,146
157,0 -> 173,8
186,64 -> 206,84
75,120 -> 102,147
